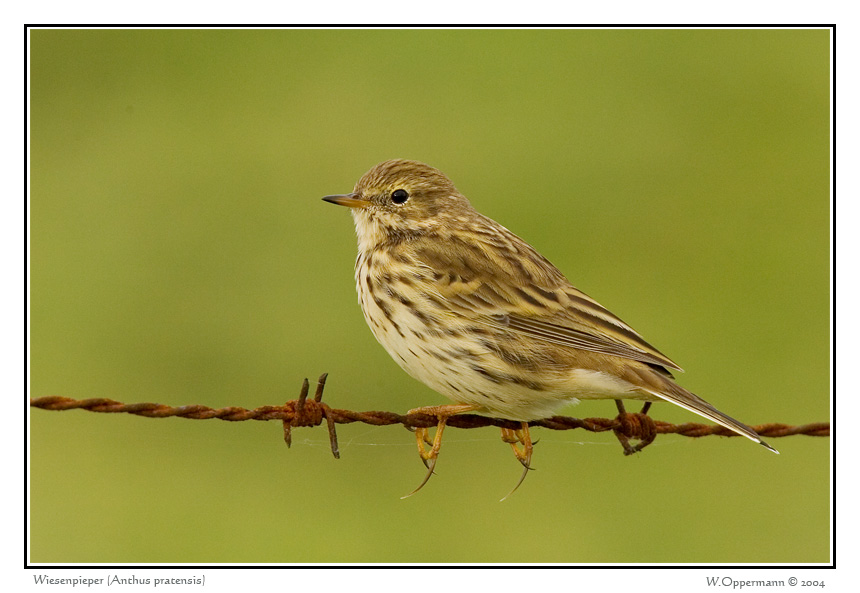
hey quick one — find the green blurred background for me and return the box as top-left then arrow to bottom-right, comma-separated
29,29 -> 830,564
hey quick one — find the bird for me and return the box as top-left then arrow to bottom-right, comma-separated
322,159 -> 777,497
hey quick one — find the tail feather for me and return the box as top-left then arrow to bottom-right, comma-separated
642,381 -> 779,454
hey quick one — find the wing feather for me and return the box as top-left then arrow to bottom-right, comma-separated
409,227 -> 683,373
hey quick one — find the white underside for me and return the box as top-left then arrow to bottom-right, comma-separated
375,319 -> 648,420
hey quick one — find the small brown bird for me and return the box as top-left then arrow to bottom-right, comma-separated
323,159 -> 776,496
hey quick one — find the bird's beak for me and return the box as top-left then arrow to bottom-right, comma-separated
322,193 -> 370,209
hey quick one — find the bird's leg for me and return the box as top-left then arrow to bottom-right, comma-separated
500,422 -> 533,468
499,421 -> 534,501
401,404 -> 478,498
410,404 -> 478,464
613,399 -> 657,456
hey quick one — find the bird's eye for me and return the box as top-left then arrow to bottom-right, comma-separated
391,189 -> 409,204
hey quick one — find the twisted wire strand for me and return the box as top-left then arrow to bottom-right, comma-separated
30,373 -> 829,459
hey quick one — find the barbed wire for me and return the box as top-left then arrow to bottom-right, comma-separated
30,373 -> 829,459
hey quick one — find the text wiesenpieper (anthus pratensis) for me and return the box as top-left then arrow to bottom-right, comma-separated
323,159 -> 777,498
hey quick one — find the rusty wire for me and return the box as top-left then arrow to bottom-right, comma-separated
30,373 -> 829,459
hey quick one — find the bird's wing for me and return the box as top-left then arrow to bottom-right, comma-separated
410,230 -> 683,373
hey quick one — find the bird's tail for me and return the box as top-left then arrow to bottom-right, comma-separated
642,379 -> 779,454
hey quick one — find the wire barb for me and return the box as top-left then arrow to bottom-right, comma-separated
613,399 -> 657,455
283,374 -> 339,458
30,374 -> 829,459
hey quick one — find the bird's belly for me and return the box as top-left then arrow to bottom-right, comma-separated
358,290 -> 636,420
